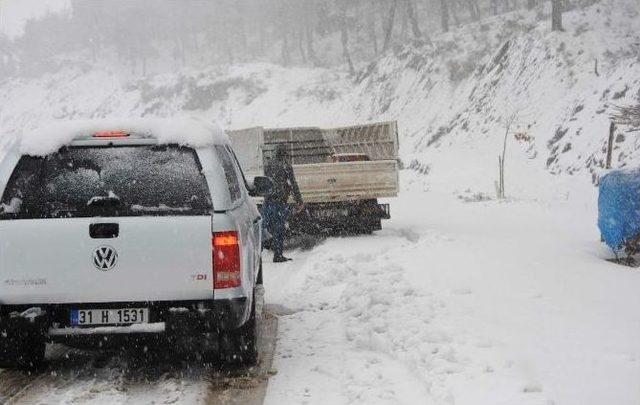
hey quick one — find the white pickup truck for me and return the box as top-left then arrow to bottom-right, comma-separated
229,121 -> 399,234
0,119 -> 270,368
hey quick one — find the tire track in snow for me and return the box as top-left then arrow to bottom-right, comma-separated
264,231 -> 451,404
206,310 -> 278,405
0,309 -> 278,404
0,345 -> 73,404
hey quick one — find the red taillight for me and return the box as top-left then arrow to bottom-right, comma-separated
93,130 -> 130,138
213,231 -> 241,289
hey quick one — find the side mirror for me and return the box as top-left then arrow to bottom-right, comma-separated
248,176 -> 273,197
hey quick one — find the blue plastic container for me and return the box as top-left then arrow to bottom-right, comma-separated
598,169 -> 640,250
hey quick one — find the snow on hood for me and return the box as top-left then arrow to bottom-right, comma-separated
19,117 -> 228,156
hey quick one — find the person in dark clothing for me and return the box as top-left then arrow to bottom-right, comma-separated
263,144 -> 304,262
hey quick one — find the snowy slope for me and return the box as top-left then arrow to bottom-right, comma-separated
1,0 -> 639,199
350,0 -> 640,197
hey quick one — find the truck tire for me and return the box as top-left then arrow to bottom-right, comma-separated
218,293 -> 258,366
0,329 -> 46,370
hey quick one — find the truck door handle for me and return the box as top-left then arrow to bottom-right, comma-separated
90,223 -> 119,239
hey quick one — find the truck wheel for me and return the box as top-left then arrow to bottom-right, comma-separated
0,330 -> 46,370
356,219 -> 381,235
219,294 -> 258,367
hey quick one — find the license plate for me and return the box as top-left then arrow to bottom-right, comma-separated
70,308 -> 149,326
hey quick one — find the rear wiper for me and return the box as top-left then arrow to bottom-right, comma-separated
86,192 -> 123,215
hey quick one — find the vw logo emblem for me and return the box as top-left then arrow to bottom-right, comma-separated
93,246 -> 118,271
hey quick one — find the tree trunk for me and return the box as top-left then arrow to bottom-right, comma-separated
491,0 -> 499,15
552,0 -> 563,31
367,6 -> 379,56
400,1 -> 409,41
451,0 -> 460,26
405,0 -> 422,39
298,30 -> 307,64
382,0 -> 398,53
466,0 -> 480,21
281,26 -> 290,66
340,7 -> 355,76
238,17 -> 247,57
305,26 -> 317,65
225,37 -> 234,65
440,0 -> 449,33
258,20 -> 266,56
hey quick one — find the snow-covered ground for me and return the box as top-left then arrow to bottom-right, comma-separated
263,172 -> 640,405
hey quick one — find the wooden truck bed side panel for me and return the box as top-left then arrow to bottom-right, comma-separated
293,160 -> 399,203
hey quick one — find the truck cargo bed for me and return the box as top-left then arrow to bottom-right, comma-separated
229,121 -> 400,204
294,160 -> 398,203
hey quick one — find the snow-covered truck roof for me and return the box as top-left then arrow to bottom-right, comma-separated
19,118 -> 228,156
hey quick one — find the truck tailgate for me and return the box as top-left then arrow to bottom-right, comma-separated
293,160 -> 399,203
0,216 -> 213,305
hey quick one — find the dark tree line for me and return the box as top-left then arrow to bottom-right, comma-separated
0,0 -> 595,78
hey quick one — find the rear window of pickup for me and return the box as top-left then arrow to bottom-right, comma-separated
0,145 -> 212,219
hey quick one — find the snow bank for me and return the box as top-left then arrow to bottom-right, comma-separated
20,117 -> 228,156
264,183 -> 640,405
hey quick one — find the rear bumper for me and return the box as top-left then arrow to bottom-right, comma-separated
287,201 -> 390,234
309,201 -> 390,220
0,298 -> 250,340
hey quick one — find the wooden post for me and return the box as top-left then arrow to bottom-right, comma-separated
606,121 -> 615,169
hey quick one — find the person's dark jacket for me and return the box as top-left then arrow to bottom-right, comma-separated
264,156 -> 303,205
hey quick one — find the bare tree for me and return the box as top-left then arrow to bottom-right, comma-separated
466,0 -> 481,21
303,2 -> 318,66
497,114 -> 517,199
491,0 -> 499,15
366,3 -> 379,57
440,0 -> 450,32
551,0 -> 563,31
382,0 -> 398,53
405,0 -> 423,39
339,2 -> 355,75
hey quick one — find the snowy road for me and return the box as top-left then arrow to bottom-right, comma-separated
0,309 -> 277,405
263,187 -> 640,405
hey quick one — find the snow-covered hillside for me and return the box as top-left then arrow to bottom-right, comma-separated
1,0 -> 639,199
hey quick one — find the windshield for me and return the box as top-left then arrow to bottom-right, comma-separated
0,145 -> 212,219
